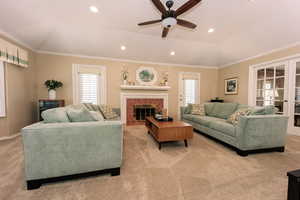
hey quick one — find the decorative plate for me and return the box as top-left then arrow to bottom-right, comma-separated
136,67 -> 157,86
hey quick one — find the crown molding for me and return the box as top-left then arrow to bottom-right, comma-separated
219,41 -> 300,69
36,50 -> 218,69
0,29 -> 35,51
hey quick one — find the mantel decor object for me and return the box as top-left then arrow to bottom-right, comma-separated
44,80 -> 63,100
136,67 -> 157,86
121,67 -> 129,85
225,78 -> 238,95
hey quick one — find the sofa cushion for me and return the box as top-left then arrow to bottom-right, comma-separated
251,105 -> 279,115
66,108 -> 96,122
89,111 -> 105,121
41,108 -> 70,123
210,103 -> 238,119
185,104 -> 193,114
183,115 -> 225,127
204,103 -> 215,116
190,104 -> 205,115
209,121 -> 236,137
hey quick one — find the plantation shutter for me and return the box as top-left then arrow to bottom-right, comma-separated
79,73 -> 99,105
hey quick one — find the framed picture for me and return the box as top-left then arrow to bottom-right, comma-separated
225,78 -> 238,95
136,67 -> 157,86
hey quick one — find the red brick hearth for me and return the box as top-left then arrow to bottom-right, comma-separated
127,98 -> 164,125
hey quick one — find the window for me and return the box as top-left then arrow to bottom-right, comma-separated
184,79 -> 197,106
0,61 -> 5,117
79,74 -> 99,104
73,64 -> 106,105
179,72 -> 200,108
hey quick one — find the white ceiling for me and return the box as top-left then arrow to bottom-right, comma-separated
0,0 -> 300,67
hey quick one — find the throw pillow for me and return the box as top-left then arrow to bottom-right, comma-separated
227,108 -> 252,125
89,111 -> 104,121
41,108 -> 70,123
66,108 -> 96,122
99,105 -> 119,119
190,104 -> 205,116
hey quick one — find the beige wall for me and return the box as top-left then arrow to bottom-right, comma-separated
218,45 -> 300,104
35,53 -> 219,120
0,36 -> 37,137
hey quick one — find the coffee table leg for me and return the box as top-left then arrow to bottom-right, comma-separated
184,140 -> 188,147
159,142 -> 162,150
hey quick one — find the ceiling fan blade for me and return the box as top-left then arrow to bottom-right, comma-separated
175,0 -> 202,17
162,27 -> 169,38
151,0 -> 167,15
177,19 -> 197,29
138,19 -> 162,26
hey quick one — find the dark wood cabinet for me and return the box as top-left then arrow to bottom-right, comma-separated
38,99 -> 65,121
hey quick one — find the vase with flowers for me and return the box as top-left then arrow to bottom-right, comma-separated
44,80 -> 63,100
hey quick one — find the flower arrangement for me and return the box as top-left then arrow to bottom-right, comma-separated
44,80 -> 63,91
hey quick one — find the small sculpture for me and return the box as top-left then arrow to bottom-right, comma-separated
121,67 -> 129,85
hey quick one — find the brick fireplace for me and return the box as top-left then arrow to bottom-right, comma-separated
127,99 -> 164,125
120,93 -> 168,125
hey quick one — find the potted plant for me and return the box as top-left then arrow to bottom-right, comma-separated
44,80 -> 63,100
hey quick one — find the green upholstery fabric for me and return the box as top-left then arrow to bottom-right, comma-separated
66,108 -> 96,122
89,111 -> 104,121
185,104 -> 193,114
182,114 -> 224,127
210,103 -> 238,119
209,121 -> 236,137
236,115 -> 288,150
181,105 -> 288,152
21,121 -> 123,180
251,105 -> 278,115
204,103 -> 215,116
41,108 -> 70,123
237,104 -> 250,110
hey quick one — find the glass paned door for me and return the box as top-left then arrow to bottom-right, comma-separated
254,62 -> 288,114
289,59 -> 300,131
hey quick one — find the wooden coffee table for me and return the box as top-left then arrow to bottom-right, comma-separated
145,117 -> 193,150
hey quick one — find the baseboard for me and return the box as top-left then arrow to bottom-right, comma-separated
0,133 -> 20,141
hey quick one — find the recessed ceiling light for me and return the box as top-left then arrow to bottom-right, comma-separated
208,28 -> 215,33
89,6 -> 99,13
170,51 -> 175,56
121,46 -> 126,51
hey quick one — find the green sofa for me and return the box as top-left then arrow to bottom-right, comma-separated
22,111 -> 123,190
181,103 -> 288,156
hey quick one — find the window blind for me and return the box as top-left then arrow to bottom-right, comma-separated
79,73 -> 99,105
184,79 -> 197,106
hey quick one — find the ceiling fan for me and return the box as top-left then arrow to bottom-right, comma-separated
138,0 -> 202,38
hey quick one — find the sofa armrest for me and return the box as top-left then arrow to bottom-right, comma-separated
180,107 -> 187,120
21,121 -> 123,180
236,115 -> 288,150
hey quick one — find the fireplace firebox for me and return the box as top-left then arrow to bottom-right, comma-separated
134,105 -> 156,121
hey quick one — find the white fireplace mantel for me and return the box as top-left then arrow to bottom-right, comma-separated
120,85 -> 171,91
120,93 -> 168,124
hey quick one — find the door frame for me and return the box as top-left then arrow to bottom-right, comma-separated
178,72 -> 201,120
288,58 -> 300,134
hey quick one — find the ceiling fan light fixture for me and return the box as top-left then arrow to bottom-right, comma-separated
162,17 -> 177,28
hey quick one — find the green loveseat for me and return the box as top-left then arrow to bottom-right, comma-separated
181,103 -> 288,156
22,108 -> 123,190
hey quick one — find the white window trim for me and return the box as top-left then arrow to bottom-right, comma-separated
0,61 -> 6,117
72,64 -> 107,105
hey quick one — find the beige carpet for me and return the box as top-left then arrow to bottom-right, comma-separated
1,125 -> 300,200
